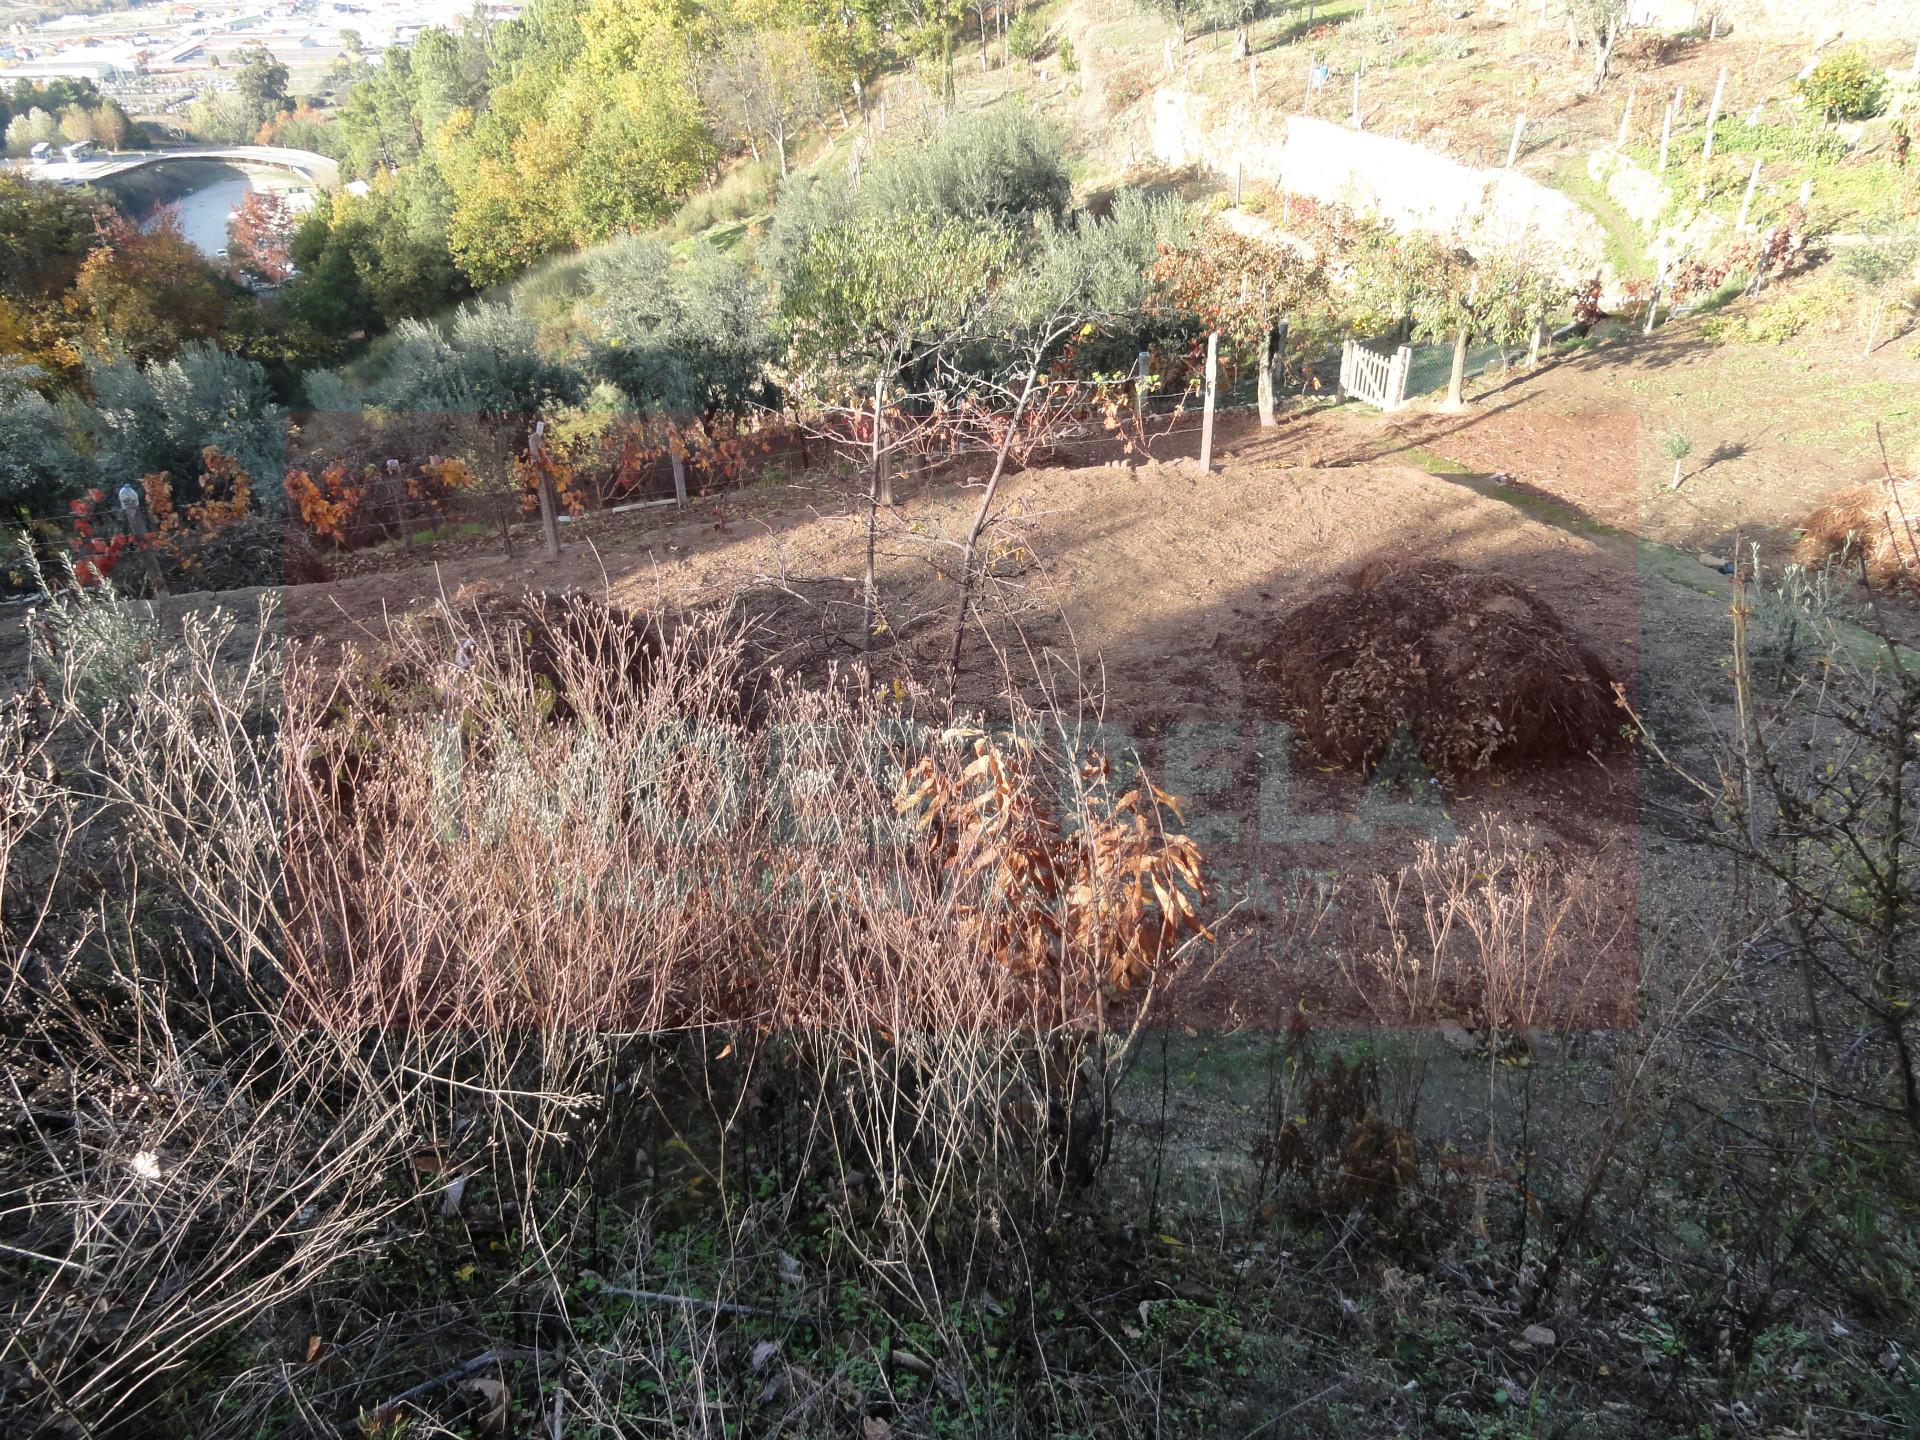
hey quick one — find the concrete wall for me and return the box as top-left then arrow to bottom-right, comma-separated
1151,95 -> 1608,279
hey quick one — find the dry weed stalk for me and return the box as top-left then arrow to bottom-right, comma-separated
1349,820 -> 1618,1032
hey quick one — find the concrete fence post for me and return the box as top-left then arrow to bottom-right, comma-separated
1704,66 -> 1727,162
1199,332 -> 1220,471
1737,156 -> 1763,229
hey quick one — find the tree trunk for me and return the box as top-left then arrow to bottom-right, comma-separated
774,126 -> 788,177
1256,321 -> 1283,427
947,365 -> 1042,713
1445,325 -> 1469,409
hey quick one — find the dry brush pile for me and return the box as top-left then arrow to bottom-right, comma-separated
1795,470 -> 1920,591
1254,559 -> 1621,776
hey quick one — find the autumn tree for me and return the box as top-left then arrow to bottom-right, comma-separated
57,105 -> 95,145
227,191 -> 299,284
68,213 -> 241,365
1152,219 -> 1329,427
4,108 -> 57,155
700,25 -> 825,176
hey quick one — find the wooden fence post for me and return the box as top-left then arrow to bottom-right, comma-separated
1617,81 -> 1636,148
1198,332 -> 1220,471
671,445 -> 688,507
1351,69 -> 1361,129
1390,344 -> 1412,411
1506,112 -> 1526,168
1658,100 -> 1674,172
118,483 -> 166,596
530,420 -> 561,558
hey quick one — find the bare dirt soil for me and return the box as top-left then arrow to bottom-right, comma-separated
25,315 -> 1909,1032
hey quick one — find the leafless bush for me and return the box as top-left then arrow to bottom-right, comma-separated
1347,820 -> 1622,1033
0,584 -> 1209,1435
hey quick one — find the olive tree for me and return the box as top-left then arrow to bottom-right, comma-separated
781,209 -> 1011,660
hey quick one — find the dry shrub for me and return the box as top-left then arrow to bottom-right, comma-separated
1344,821 -> 1622,1030
1,585 -> 1210,1435
1261,559 -> 1619,775
1105,67 -> 1149,114
1794,473 -> 1920,590
1616,28 -> 1696,71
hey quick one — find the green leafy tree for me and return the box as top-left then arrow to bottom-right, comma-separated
0,172 -> 113,301
229,46 -> 292,136
82,342 -> 285,503
1798,49 -> 1885,121
282,168 -> 472,346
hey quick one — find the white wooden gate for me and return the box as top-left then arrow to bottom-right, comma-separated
1339,339 -> 1413,412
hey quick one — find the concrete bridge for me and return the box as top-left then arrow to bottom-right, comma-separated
20,145 -> 340,191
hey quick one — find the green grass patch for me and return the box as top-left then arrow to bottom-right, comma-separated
1548,157 -> 1652,279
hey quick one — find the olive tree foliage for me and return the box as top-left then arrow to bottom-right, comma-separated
783,209 -> 1012,397
0,364 -> 87,516
81,343 -> 287,505
1013,189 -> 1193,324
860,105 -> 1073,230
581,234 -> 777,417
370,300 -> 582,420
1565,0 -> 1628,87
782,208 -> 1011,642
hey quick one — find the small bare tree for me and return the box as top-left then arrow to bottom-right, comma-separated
700,26 -> 825,176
